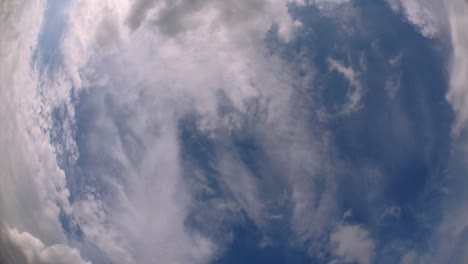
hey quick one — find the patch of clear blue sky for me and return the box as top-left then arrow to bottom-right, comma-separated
35,0 -> 72,75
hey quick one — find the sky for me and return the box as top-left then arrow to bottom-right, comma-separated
0,0 -> 468,263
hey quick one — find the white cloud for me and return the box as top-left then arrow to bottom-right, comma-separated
309,0 -> 351,11
446,0 -> 468,135
0,227 -> 90,264
218,155 -> 264,226
330,224 -> 375,264
381,205 -> 401,219
385,76 -> 400,99
328,58 -> 365,114
386,0 -> 444,38
126,0 -> 301,41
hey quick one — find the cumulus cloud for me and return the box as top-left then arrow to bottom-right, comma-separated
385,55 -> 402,99
330,224 -> 375,264
0,227 -> 90,264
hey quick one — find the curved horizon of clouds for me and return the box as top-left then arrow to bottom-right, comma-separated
0,0 -> 88,263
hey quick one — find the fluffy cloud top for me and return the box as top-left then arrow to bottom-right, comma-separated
0,227 -> 90,264
330,224 -> 375,264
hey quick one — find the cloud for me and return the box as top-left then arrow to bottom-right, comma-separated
446,0 -> 468,135
330,224 -> 375,264
0,227 -> 90,264
125,0 -> 302,40
328,58 -> 365,114
385,0 -> 443,38
381,206 -> 401,220
125,0 -> 158,31
308,0 -> 351,10
385,55 -> 402,99
400,251 -> 419,264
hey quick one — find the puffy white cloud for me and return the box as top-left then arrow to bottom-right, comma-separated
0,227 -> 90,264
330,224 -> 375,264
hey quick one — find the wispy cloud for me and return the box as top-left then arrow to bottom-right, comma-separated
328,58 -> 365,114
446,0 -> 468,135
